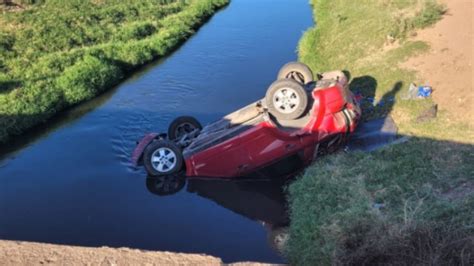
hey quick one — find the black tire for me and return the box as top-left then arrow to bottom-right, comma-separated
143,140 -> 183,177
277,62 -> 314,85
146,174 -> 186,196
265,79 -> 309,120
168,116 -> 202,141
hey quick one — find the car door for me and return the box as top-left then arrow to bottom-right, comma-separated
239,123 -> 301,170
190,135 -> 251,177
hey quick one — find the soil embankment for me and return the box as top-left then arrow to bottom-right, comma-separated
0,240 -> 222,265
0,240 -> 274,265
403,0 -> 473,125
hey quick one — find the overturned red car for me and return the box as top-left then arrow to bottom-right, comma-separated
132,62 -> 361,178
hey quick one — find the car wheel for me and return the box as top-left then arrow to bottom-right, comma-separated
278,62 -> 314,85
146,174 -> 186,196
265,79 -> 309,120
168,116 -> 202,141
143,140 -> 183,176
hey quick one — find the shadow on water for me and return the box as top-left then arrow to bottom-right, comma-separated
145,174 -> 293,256
144,156 -> 303,258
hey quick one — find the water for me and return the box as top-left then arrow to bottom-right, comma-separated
0,0 -> 313,263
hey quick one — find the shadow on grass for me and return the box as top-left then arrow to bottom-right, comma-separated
0,80 -> 21,94
1,1 -> 23,8
349,75 -> 402,120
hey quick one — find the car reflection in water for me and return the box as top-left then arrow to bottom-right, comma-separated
145,158 -> 304,255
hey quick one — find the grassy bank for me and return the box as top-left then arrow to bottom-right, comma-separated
0,0 -> 228,143
288,0 -> 473,264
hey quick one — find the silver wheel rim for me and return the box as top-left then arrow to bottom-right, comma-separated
273,87 -> 300,114
175,122 -> 195,139
151,147 -> 177,173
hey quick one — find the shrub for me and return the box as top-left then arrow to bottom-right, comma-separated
56,55 -> 123,105
412,1 -> 446,28
116,22 -> 158,42
390,0 -> 446,39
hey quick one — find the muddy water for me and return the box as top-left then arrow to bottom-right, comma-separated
0,0 -> 313,263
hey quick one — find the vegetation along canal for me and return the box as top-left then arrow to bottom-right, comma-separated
0,0 -> 313,263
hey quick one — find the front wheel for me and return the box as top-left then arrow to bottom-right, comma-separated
265,79 -> 309,120
143,140 -> 183,177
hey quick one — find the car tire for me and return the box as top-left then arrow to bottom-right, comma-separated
277,62 -> 314,85
168,116 -> 202,141
145,174 -> 186,196
265,79 -> 309,120
143,140 -> 183,177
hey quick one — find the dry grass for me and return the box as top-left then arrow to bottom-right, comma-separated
338,223 -> 473,265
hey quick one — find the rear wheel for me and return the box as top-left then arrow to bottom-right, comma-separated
168,116 -> 202,141
278,62 -> 314,85
143,140 -> 183,177
265,79 -> 309,120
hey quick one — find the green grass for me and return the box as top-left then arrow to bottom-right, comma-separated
288,0 -> 473,264
0,0 -> 229,143
288,139 -> 473,265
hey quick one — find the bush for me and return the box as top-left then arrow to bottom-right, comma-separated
56,55 -> 122,105
390,0 -> 446,39
116,22 -> 158,42
412,1 -> 446,28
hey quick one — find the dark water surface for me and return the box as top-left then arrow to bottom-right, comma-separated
0,0 -> 313,263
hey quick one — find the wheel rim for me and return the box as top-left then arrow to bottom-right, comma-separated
273,87 -> 301,114
151,147 -> 177,173
285,71 -> 305,84
175,122 -> 196,139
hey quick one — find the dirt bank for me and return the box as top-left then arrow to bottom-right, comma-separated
0,240 -> 275,266
402,0 -> 473,126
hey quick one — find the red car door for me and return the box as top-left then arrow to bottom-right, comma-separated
188,135 -> 251,177
239,122 -> 302,170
